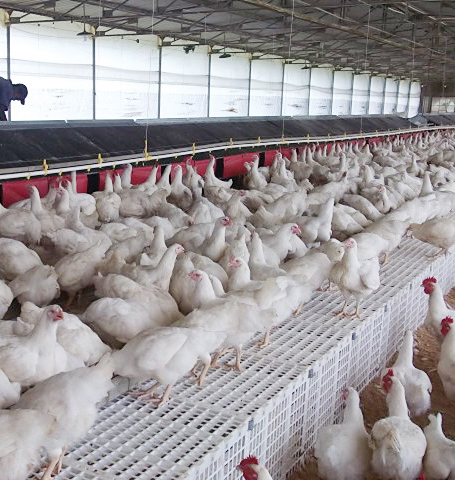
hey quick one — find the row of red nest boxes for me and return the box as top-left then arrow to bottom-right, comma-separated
0,134 -> 415,207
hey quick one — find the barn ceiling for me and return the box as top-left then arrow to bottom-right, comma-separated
1,0 -> 454,84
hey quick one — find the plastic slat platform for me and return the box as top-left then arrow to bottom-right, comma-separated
31,236 -> 455,480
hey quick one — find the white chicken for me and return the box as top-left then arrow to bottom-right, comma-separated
0,367 -> 20,408
112,326 -> 226,406
409,216 -> 455,258
14,355 -> 114,479
20,302 -> 111,366
423,413 -> 455,480
0,305 -> 79,387
382,330 -> 431,417
0,237 -> 42,280
9,264 -> 60,306
0,200 -> 41,245
0,409 -> 57,480
237,456 -> 273,480
54,239 -> 110,306
0,279 -> 13,319
421,277 -> 455,341
330,237 -> 380,317
438,316 -> 455,400
315,387 -> 371,480
370,371 -> 426,480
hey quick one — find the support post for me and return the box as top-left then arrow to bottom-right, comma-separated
349,72 -> 355,115
395,79 -> 400,113
6,24 -> 11,121
92,36 -> 96,120
307,67 -> 312,115
406,80 -> 412,118
381,77 -> 387,114
330,68 -> 335,115
366,75 -> 372,115
207,50 -> 211,117
280,61 -> 285,116
247,56 -> 252,116
157,44 -> 162,119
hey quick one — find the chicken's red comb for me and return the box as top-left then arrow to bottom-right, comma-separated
422,277 -> 437,285
239,456 -> 259,468
387,369 -> 394,376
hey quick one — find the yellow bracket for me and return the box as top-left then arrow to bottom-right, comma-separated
98,153 -> 103,166
144,139 -> 148,159
42,159 -> 48,175
282,135 -> 286,144
58,170 -> 62,176
306,133 -> 310,140
327,133 -> 331,138
230,138 -> 234,147
135,161 -> 138,165
146,154 -> 152,161
257,136 -> 261,144
87,166 -> 91,173
343,132 -> 347,138
192,143 -> 196,155
26,173 -> 31,180
112,163 -> 116,169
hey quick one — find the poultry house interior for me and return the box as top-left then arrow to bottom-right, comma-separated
1,0 -> 455,479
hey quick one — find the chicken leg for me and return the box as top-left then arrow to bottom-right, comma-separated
197,356 -> 211,387
333,299 -> 349,317
346,299 -> 361,319
228,346 -> 243,372
64,291 -> 77,309
40,457 -> 60,480
258,328 -> 271,349
157,384 -> 173,407
210,348 -> 229,368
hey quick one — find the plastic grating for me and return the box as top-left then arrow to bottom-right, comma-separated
35,236 -> 455,479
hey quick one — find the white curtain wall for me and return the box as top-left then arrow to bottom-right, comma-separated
309,67 -> 333,115
332,70 -> 352,116
96,36 -> 159,119
351,74 -> 370,115
408,82 -> 421,117
209,53 -> 250,117
160,45 -> 209,118
397,79 -> 410,115
282,64 -> 310,116
0,20 -> 421,120
249,59 -> 283,116
369,76 -> 385,115
384,78 -> 399,114
9,22 -> 93,120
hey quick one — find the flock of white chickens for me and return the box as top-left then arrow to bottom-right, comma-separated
1,129 -> 455,480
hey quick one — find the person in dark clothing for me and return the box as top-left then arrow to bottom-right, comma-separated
0,78 -> 28,121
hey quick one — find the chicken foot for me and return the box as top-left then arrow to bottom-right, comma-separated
317,280 -> 335,292
130,382 -> 160,401
345,299 -> 361,319
380,252 -> 389,265
210,348 -> 230,368
333,299 -> 349,317
427,247 -> 448,259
